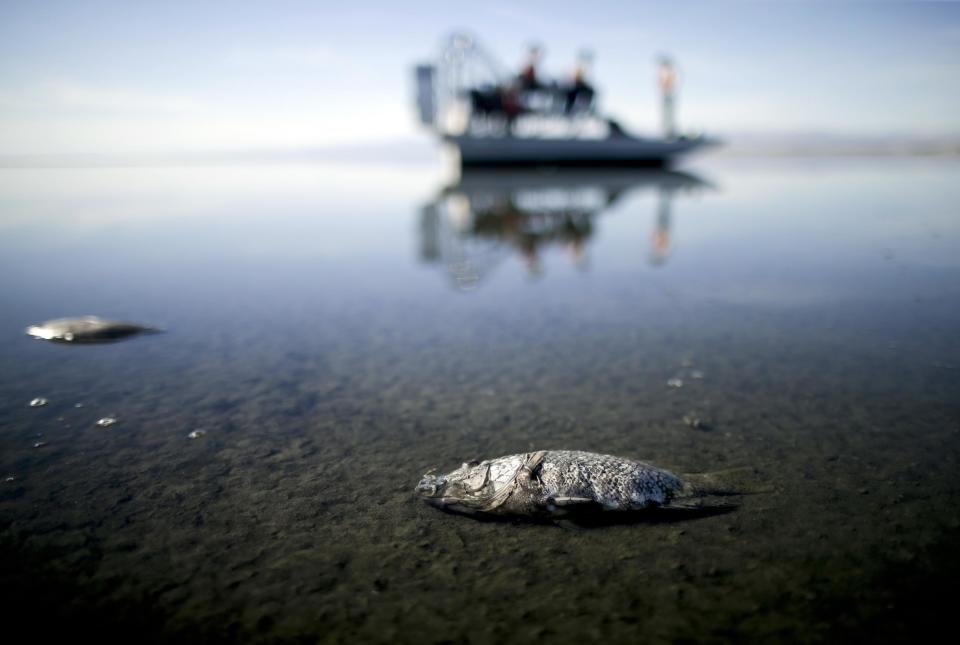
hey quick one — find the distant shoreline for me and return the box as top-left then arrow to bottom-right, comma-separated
1,137 -> 958,168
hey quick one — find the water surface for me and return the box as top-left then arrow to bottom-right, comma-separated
1,158 -> 958,643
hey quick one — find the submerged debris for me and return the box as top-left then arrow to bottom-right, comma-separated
188,430 -> 207,440
5,475 -> 16,483
32,441 -> 48,449
683,414 -> 712,431
29,397 -> 48,407
690,370 -> 705,380
667,378 -> 684,388
96,417 -> 118,428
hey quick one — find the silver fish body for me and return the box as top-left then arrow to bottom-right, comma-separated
26,316 -> 162,343
416,450 -> 724,518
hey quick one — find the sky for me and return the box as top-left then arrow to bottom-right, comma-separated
0,1 -> 958,155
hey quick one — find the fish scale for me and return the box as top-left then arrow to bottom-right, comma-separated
537,451 -> 683,509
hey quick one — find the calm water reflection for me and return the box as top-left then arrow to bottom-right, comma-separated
1,159 -> 958,643
420,169 -> 710,288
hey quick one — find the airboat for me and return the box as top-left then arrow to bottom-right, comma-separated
414,33 -> 718,167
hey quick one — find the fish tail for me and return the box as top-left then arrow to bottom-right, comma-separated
679,467 -> 771,497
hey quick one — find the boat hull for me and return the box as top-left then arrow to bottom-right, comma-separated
448,134 -> 715,167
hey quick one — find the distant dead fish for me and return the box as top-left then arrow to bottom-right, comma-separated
417,450 -> 760,519
26,316 -> 162,343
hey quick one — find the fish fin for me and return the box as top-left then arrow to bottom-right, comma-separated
680,467 -> 772,497
525,450 -> 548,472
548,496 -> 596,506
660,497 -> 739,512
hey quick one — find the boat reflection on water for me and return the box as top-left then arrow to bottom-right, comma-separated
419,169 -> 710,289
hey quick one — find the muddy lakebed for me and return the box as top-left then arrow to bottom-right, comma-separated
1,158 -> 958,643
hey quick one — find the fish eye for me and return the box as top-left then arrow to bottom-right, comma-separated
417,482 -> 438,496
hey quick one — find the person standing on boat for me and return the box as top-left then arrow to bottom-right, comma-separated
500,79 -> 523,134
518,44 -> 543,90
564,50 -> 595,114
657,55 -> 677,139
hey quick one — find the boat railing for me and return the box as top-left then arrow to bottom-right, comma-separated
461,82 -> 600,137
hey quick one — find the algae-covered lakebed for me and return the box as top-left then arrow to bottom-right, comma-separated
1,159 -> 959,643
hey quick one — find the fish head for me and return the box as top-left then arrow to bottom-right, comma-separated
416,460 -> 493,512
26,325 -> 64,341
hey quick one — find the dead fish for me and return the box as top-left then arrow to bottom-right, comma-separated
25,316 -> 162,343
417,450 -> 756,519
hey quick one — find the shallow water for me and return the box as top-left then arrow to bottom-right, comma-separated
1,158 -> 959,643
